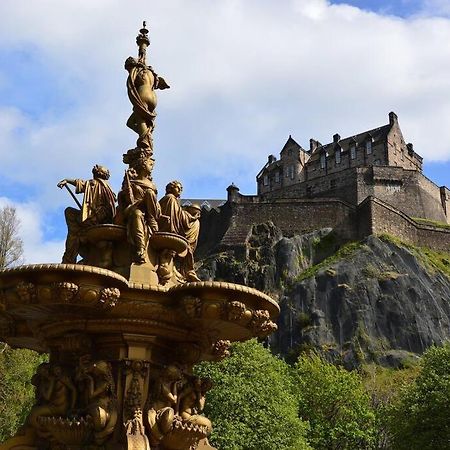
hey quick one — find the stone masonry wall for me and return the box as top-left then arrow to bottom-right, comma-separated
219,198 -> 358,248
358,197 -> 450,252
262,166 -> 448,224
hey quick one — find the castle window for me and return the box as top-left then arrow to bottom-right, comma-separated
330,179 -> 336,189
366,140 -> 372,155
285,165 -> 294,179
320,154 -> 326,169
306,186 -> 312,197
350,145 -> 356,160
335,148 -> 341,164
263,175 -> 269,186
275,171 -> 280,183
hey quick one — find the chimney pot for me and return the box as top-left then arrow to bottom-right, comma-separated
389,111 -> 398,125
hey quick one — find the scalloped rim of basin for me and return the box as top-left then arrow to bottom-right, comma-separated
0,264 -> 129,287
169,281 -> 279,317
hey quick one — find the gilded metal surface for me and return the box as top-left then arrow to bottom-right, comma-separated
0,22 -> 277,450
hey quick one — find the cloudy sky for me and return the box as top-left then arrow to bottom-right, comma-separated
0,0 -> 449,263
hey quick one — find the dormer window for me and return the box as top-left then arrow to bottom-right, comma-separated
320,153 -> 326,169
335,147 -> 341,164
263,175 -> 269,186
366,139 -> 373,155
275,171 -> 280,183
350,145 -> 356,160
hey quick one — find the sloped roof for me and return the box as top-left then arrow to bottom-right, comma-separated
308,123 -> 391,162
280,135 -> 308,154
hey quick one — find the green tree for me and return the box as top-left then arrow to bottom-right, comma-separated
293,353 -> 376,450
362,363 -> 419,449
195,339 -> 311,450
389,343 -> 450,450
0,205 -> 45,442
0,348 -> 46,441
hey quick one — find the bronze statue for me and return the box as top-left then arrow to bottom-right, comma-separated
178,377 -> 213,433
146,365 -> 182,443
76,358 -> 118,445
28,364 -> 77,437
118,148 -> 165,263
159,181 -> 201,281
125,22 -> 169,152
58,165 -> 116,264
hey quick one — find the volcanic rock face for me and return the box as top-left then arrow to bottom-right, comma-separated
197,222 -> 450,367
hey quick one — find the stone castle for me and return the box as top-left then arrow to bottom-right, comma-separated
197,112 -> 450,255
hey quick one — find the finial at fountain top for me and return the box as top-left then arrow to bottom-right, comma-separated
136,20 -> 150,64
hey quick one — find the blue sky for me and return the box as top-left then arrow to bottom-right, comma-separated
0,0 -> 449,262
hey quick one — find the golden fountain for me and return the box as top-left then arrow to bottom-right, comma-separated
0,22 -> 278,450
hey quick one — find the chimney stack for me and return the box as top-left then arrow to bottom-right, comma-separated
333,133 -> 341,143
389,111 -> 398,125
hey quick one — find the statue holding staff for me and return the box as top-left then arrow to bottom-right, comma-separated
57,165 -> 116,264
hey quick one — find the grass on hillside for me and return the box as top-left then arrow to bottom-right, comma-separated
296,241 -> 367,281
412,217 -> 450,230
379,234 -> 450,279
295,233 -> 450,283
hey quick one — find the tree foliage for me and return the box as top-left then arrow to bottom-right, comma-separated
195,340 -> 311,450
362,363 -> 419,450
0,205 -> 23,269
293,353 -> 376,450
0,204 -> 43,443
0,347 -> 46,442
389,343 -> 450,450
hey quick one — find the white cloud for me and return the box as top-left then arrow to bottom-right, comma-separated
0,0 -> 448,258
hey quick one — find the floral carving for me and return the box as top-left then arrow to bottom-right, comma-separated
123,360 -> 147,422
99,287 -> 120,308
53,282 -> 79,303
211,339 -> 231,360
16,281 -> 37,303
226,301 -> 246,321
250,309 -> 278,337
183,296 -> 202,318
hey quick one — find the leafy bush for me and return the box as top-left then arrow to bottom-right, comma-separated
389,343 -> 450,450
195,340 -> 311,450
293,353 -> 376,450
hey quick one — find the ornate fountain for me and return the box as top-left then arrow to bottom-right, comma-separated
0,22 -> 278,450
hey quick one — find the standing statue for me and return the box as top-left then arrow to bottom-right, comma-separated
118,148 -> 165,263
125,22 -> 169,153
159,181 -> 201,281
58,165 -> 116,264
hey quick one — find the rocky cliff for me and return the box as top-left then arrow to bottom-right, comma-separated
197,222 -> 450,367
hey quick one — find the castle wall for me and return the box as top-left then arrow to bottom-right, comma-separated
197,195 -> 450,257
219,198 -> 358,248
358,167 -> 448,223
359,197 -> 450,253
261,165 -> 448,224
263,167 -> 360,205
